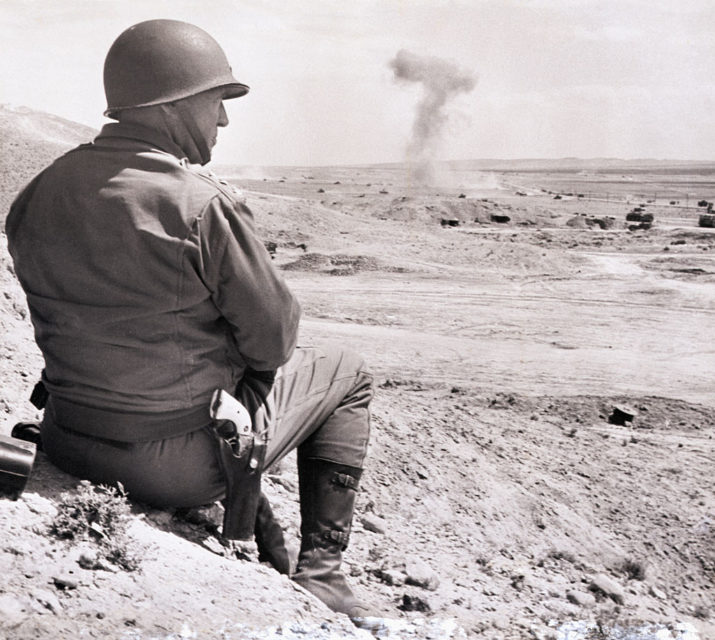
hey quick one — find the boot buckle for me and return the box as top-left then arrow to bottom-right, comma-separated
332,473 -> 359,491
323,529 -> 350,549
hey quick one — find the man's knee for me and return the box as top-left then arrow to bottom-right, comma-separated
334,347 -> 372,386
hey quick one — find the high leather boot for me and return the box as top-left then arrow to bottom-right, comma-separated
254,492 -> 291,575
292,457 -> 373,620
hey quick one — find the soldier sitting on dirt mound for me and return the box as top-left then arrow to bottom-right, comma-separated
5,19 -> 375,625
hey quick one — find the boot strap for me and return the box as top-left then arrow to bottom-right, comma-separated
332,473 -> 359,491
323,529 -> 350,549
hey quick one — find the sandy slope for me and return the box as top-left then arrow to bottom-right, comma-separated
1,164 -> 714,640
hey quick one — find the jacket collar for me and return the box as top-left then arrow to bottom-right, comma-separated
94,122 -> 188,161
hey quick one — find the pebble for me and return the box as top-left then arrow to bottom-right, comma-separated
398,593 -> 431,612
95,557 -> 120,573
405,558 -> 440,591
22,493 -> 58,517
649,585 -> 667,599
78,548 -> 99,569
0,593 -> 29,628
202,536 -> 227,556
53,574 -> 79,590
566,589 -> 596,607
377,568 -> 406,586
492,617 -> 508,630
589,573 -> 625,604
32,588 -> 63,614
182,502 -> 224,527
145,509 -> 175,528
4,541 -> 34,556
360,514 -> 386,535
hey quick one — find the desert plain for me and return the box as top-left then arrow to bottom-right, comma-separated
0,107 -> 713,639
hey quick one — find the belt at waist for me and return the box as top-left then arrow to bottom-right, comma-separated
46,395 -> 211,443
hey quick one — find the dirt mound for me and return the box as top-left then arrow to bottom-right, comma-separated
370,196 -> 551,228
281,252 -> 396,276
375,195 -> 491,224
566,214 -> 617,230
0,105 -> 96,223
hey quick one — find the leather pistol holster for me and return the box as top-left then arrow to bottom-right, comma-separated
209,389 -> 267,540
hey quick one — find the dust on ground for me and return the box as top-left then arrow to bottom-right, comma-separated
1,162 -> 713,640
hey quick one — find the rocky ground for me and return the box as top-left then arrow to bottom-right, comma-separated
1,152 -> 713,639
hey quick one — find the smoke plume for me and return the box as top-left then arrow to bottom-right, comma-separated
389,49 -> 477,184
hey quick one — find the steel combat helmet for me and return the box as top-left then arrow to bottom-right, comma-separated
103,19 -> 249,118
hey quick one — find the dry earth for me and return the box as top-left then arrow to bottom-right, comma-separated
0,113 -> 713,639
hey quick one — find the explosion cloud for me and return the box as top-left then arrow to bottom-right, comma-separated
389,49 -> 477,184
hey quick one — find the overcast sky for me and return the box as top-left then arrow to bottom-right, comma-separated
2,0 -> 714,166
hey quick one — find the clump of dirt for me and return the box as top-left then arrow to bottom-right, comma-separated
281,252 -> 400,276
566,214 -> 617,230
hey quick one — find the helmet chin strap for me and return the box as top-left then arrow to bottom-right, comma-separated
158,102 -> 212,166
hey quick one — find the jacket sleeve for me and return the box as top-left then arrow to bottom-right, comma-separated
195,195 -> 301,372
5,171 -> 46,253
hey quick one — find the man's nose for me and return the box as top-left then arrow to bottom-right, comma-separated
218,103 -> 229,127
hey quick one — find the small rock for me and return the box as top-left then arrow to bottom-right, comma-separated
230,538 -> 258,562
511,573 -> 526,590
178,502 -> 224,528
53,574 -> 78,590
376,568 -> 406,586
22,493 -> 58,517
145,509 -> 175,528
649,585 -> 667,599
4,541 -> 34,556
202,536 -> 228,556
609,404 -> 638,426
492,617 -> 508,630
361,514 -> 386,535
589,573 -> 625,604
405,558 -> 440,591
515,617 -> 533,630
0,594 -> 30,628
78,548 -> 99,570
566,590 -> 596,607
94,558 -> 119,573
32,589 -> 63,614
398,593 -> 431,612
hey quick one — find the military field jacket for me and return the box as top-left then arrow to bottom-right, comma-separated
6,122 -> 301,439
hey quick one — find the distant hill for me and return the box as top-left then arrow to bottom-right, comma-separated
342,157 -> 715,174
215,157 -> 715,181
0,104 -> 97,223
444,157 -> 715,174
